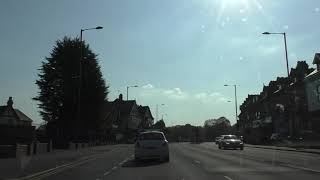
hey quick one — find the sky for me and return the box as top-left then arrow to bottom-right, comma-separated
1,0 -> 320,126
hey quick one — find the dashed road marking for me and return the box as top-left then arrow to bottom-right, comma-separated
224,175 -> 233,180
20,155 -> 100,180
103,156 -> 132,177
18,148 -> 121,180
194,160 -> 201,164
103,171 -> 111,176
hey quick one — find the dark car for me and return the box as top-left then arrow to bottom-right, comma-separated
218,135 -> 244,150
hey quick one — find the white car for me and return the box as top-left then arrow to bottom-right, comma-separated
134,131 -> 169,162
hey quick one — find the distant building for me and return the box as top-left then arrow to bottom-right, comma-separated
305,53 -> 320,134
0,97 -> 33,126
100,94 -> 153,142
138,105 -> 154,128
239,61 -> 314,144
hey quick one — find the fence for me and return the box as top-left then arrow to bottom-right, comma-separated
0,144 -> 29,158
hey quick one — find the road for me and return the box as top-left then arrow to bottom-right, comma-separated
15,143 -> 320,180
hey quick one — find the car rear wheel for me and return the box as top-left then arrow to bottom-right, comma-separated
240,147 -> 244,150
134,156 -> 140,161
163,155 -> 170,162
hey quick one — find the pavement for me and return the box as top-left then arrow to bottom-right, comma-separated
245,144 -> 320,154
1,142 -> 320,180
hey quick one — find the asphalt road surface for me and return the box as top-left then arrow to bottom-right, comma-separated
16,143 -> 320,180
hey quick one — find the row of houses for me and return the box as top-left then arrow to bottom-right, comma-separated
0,94 -> 154,146
239,53 -> 320,144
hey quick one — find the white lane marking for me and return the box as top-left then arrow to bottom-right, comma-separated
194,160 -> 201,164
284,164 -> 320,173
104,156 -> 131,176
224,175 -> 233,180
27,156 -> 100,180
19,148 -> 121,180
103,171 -> 111,176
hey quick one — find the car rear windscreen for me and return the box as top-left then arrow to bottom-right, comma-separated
139,133 -> 164,140
224,135 -> 237,139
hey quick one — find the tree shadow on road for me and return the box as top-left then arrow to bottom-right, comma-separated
122,159 -> 164,168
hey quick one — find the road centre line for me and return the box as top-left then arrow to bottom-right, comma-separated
33,156 -> 100,180
194,160 -> 201,164
223,175 -> 233,180
19,148 -> 119,180
103,171 -> 111,176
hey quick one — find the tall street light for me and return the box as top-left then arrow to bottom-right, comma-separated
224,84 -> 238,131
262,32 -> 289,77
78,26 -> 103,139
161,113 -> 168,121
126,85 -> 138,100
156,104 -> 165,122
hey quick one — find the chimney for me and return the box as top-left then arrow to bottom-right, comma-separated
313,53 -> 320,71
119,94 -> 123,101
7,97 -> 13,107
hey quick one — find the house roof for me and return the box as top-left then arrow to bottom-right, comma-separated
305,69 -> 320,80
138,106 -> 154,119
117,100 -> 135,119
14,109 -> 32,122
101,99 -> 136,123
0,105 -> 33,122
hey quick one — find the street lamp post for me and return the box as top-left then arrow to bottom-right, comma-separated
126,85 -> 138,100
77,26 -> 103,140
224,84 -> 238,131
262,32 -> 289,77
161,113 -> 168,120
156,104 -> 165,122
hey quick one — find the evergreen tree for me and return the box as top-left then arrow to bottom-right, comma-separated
34,37 -> 108,147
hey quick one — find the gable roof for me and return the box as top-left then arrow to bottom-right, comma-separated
0,105 -> 33,122
101,99 -> 136,125
138,106 -> 154,119
115,100 -> 136,120
14,109 -> 33,122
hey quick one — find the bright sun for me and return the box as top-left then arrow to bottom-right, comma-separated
222,0 -> 249,7
216,0 -> 264,23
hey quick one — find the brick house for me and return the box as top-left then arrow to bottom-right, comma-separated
305,53 -> 320,135
0,97 -> 35,144
239,61 -> 313,144
100,94 -> 153,142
